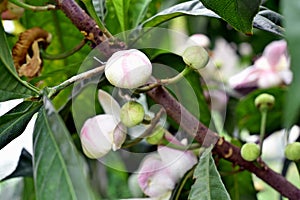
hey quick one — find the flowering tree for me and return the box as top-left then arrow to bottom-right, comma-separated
1,0 -> 300,199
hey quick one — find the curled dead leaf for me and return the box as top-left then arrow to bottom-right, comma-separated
12,27 -> 52,78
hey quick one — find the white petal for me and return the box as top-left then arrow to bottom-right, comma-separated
158,145 -> 197,181
98,89 -> 121,121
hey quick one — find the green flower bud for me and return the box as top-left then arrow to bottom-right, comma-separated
241,143 -> 260,162
146,125 -> 165,145
182,46 -> 209,70
254,93 -> 275,112
284,142 -> 300,161
120,101 -> 145,127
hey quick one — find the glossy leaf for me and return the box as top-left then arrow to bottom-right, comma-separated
253,12 -> 284,36
200,0 -> 261,34
0,21 -> 39,101
138,1 -> 282,36
2,149 -> 33,181
188,149 -> 230,200
33,97 -> 97,200
0,101 -> 41,150
236,88 -> 285,134
140,0 -> 218,28
282,0 -> 300,128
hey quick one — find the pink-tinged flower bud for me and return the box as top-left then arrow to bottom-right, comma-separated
187,34 -> 210,48
137,155 -> 175,199
80,114 -> 117,159
105,49 -> 152,89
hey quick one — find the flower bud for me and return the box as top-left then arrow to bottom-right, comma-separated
105,49 -> 152,89
182,46 -> 209,70
146,125 -> 165,145
80,115 -> 117,159
284,142 -> 300,161
241,143 -> 260,162
254,93 -> 275,112
120,101 -> 145,127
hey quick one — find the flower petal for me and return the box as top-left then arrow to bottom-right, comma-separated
263,40 -> 287,68
137,154 -> 175,198
98,89 -> 121,122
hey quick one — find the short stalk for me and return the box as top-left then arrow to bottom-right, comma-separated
259,110 -> 268,155
9,0 -> 56,11
137,67 -> 192,92
47,65 -> 105,98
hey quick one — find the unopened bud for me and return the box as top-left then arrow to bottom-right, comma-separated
182,46 -> 209,70
241,143 -> 260,162
284,142 -> 300,161
105,49 -> 152,89
254,93 -> 275,112
146,125 -> 165,145
120,101 -> 145,127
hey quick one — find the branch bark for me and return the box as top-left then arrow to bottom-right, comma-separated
55,0 -> 300,199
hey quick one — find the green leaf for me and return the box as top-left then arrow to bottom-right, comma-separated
129,0 -> 152,28
0,21 -> 39,101
253,11 -> 284,36
200,0 -> 261,34
0,101 -> 41,150
2,149 -> 33,181
105,0 -> 130,33
188,149 -> 230,200
140,0 -> 218,28
282,0 -> 300,128
33,97 -> 97,200
152,53 -> 211,126
22,177 -> 36,200
236,88 -> 285,134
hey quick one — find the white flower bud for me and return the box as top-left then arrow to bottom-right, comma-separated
182,46 -> 209,70
105,49 -> 152,89
80,115 -> 117,159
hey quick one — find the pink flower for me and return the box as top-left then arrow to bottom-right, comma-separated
137,155 -> 175,199
80,90 -> 126,159
137,134 -> 197,199
229,40 -> 292,89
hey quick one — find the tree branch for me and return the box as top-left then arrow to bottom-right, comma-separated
147,86 -> 300,200
55,0 -> 126,58
56,0 -> 300,199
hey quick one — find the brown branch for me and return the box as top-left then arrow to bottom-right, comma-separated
147,86 -> 300,200
55,0 -> 300,199
55,0 -> 126,58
